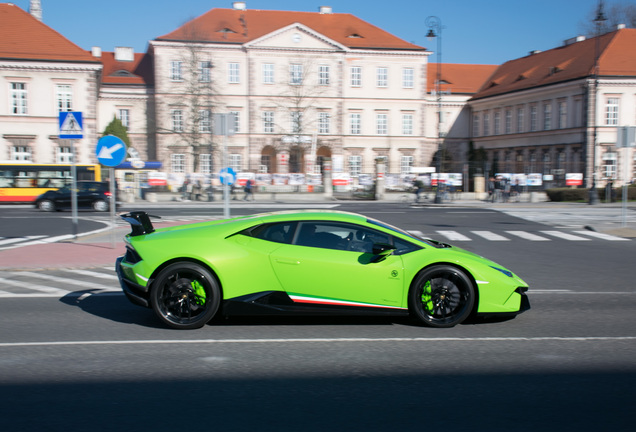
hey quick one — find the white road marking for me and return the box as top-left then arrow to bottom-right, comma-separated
436,230 -> 471,241
471,231 -> 510,241
572,230 -> 630,241
506,231 -> 551,241
63,269 -> 118,280
1,336 -> 636,348
0,277 -> 70,295
3,271 -> 116,291
540,231 -> 591,241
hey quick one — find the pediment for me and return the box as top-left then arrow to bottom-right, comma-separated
245,23 -> 347,51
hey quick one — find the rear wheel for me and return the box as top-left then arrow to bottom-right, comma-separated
38,200 -> 55,212
409,265 -> 475,328
92,199 -> 108,212
150,262 -> 221,330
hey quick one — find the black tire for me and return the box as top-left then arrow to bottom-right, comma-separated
38,199 -> 55,212
150,262 -> 221,329
409,265 -> 475,328
92,199 -> 109,212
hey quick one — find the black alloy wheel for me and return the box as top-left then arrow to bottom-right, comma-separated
150,262 -> 221,330
409,265 -> 475,328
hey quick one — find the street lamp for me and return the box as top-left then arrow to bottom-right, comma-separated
426,16 -> 444,203
589,0 -> 606,205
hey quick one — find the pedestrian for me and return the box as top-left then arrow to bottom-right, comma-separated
487,176 -> 495,202
412,178 -> 423,202
181,178 -> 190,201
243,178 -> 254,201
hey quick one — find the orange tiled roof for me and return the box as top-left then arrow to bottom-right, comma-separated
98,51 -> 154,85
427,63 -> 498,94
472,28 -> 636,100
0,3 -> 97,63
156,8 -> 425,51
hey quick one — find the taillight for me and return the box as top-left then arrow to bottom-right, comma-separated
104,191 -> 112,197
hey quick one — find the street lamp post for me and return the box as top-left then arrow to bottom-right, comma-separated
589,0 -> 606,205
426,16 -> 444,203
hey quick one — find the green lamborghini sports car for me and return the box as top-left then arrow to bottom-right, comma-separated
116,210 -> 529,330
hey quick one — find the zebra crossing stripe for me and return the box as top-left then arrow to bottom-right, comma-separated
436,231 -> 471,241
540,231 -> 591,241
0,276 -> 70,295
4,271 -> 115,290
64,269 -> 118,280
505,231 -> 551,241
572,230 -> 629,241
471,231 -> 510,241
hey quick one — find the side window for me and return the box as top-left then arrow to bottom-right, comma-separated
393,237 -> 421,255
294,222 -> 392,253
250,222 -> 297,244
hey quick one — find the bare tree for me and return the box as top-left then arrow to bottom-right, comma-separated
579,0 -> 636,36
155,24 -> 218,174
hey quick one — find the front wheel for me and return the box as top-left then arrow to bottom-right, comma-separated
92,199 -> 109,212
38,199 -> 55,212
409,265 -> 475,328
150,262 -> 221,329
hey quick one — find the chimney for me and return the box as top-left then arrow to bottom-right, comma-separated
91,47 -> 102,58
233,1 -> 246,10
29,0 -> 42,21
114,47 -> 134,62
319,6 -> 333,14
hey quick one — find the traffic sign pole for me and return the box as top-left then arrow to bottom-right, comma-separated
70,140 -> 78,239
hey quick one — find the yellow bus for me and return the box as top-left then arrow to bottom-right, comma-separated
0,162 -> 102,203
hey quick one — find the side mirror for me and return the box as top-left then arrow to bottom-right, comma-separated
371,243 -> 396,262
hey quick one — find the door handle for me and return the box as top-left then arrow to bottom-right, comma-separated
276,258 -> 300,265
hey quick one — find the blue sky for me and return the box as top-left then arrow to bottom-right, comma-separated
13,0 -> 616,65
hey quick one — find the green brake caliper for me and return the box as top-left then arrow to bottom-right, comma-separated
191,280 -> 207,305
421,280 -> 434,314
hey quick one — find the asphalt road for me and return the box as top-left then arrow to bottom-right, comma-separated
1,202 -> 635,431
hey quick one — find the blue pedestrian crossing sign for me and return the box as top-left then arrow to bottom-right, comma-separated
59,111 -> 83,139
96,135 -> 127,167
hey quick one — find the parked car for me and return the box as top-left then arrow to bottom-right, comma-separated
35,181 -> 114,212
117,210 -> 530,329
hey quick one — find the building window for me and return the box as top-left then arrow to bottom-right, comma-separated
505,109 -> 512,134
198,61 -> 212,83
229,154 -> 242,172
118,109 -> 130,129
262,111 -> 274,133
558,101 -> 567,129
376,113 -> 388,135
170,61 -> 183,81
516,107 -> 524,133
319,112 -> 330,134
263,63 -> 274,84
350,113 -> 361,135
56,85 -> 73,112
349,155 -> 362,176
171,154 -> 185,173
603,152 -> 617,178
605,98 -> 619,126
530,105 -> 537,132
10,83 -> 27,115
493,111 -> 501,135
377,67 -> 388,87
402,113 -> 413,135
11,146 -> 32,161
290,64 -> 303,85
230,111 -> 240,133
56,147 -> 73,164
473,113 -> 480,136
543,102 -> 552,130
402,68 -> 414,88
199,109 -> 211,133
200,154 -> 212,174
171,109 -> 184,132
228,63 -> 240,83
400,155 -> 414,175
350,66 -> 362,87
319,65 -> 330,85
483,113 -> 490,136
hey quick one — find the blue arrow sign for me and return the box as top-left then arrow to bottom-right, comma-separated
219,167 -> 236,185
96,135 -> 127,167
59,111 -> 83,139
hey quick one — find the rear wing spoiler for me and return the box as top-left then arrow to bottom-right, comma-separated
120,211 -> 161,236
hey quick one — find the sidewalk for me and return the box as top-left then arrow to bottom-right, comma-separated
1,194 -> 634,270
